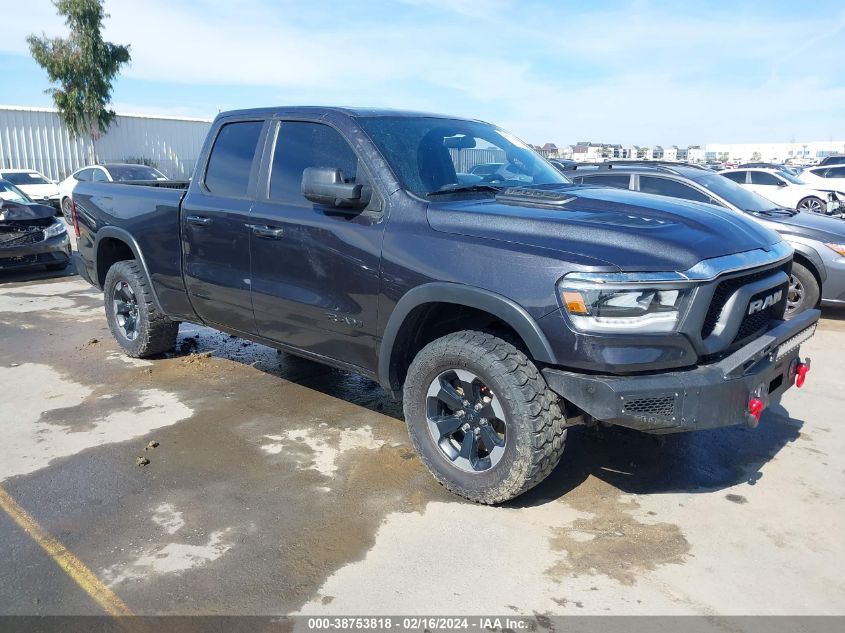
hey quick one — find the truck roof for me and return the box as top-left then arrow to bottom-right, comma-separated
217,105 -> 480,122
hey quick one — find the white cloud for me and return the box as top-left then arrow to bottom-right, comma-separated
6,0 -> 845,145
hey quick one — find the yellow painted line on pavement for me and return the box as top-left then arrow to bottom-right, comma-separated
0,485 -> 133,617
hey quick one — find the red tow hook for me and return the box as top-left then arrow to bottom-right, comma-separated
748,397 -> 765,423
795,358 -> 811,388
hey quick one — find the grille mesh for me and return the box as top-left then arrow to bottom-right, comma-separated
623,395 -> 676,419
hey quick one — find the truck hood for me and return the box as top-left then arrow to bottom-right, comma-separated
759,208 -> 845,243
426,184 -> 783,272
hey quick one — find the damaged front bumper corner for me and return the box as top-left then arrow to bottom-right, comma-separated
542,309 -> 820,433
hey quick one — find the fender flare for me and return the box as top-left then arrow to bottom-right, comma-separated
787,239 -> 827,284
93,226 -> 165,313
377,282 -> 556,389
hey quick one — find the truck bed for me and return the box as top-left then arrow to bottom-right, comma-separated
71,180 -> 194,319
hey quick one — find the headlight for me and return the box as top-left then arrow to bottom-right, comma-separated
558,275 -> 694,333
826,243 -> 845,258
43,221 -> 67,239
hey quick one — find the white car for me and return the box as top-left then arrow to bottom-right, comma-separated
799,164 -> 845,187
720,167 -> 844,214
0,169 -> 60,210
58,163 -> 168,220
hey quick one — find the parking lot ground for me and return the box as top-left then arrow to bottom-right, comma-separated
0,270 -> 843,616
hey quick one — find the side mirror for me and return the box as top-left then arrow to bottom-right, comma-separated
777,181 -> 788,187
301,167 -> 370,209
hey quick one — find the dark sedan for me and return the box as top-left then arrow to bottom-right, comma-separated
0,182 -> 71,273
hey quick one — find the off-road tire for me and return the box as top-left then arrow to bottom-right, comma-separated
104,260 -> 179,357
786,262 -> 820,318
403,330 -> 567,504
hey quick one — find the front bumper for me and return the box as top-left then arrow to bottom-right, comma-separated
0,233 -> 71,270
543,309 -> 820,433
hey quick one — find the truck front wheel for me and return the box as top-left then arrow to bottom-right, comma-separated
403,331 -> 567,504
104,260 -> 179,357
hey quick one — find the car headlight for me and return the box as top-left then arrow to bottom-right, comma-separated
558,274 -> 694,333
43,221 -> 67,239
826,243 -> 845,257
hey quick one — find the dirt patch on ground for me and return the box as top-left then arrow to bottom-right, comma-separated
547,476 -> 690,585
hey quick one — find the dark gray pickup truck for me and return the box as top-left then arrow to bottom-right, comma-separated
70,107 -> 819,503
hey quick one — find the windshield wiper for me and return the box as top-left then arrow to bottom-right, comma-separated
751,208 -> 798,217
427,184 -> 504,197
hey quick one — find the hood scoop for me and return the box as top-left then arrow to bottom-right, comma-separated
495,186 -> 575,210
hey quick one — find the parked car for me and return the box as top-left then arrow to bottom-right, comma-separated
0,196 -> 71,272
799,164 -> 845,187
58,163 -> 168,221
737,162 -> 802,177
819,155 -> 845,166
566,162 -> 845,316
0,169 -> 61,211
70,106 -> 817,504
720,167 -> 844,214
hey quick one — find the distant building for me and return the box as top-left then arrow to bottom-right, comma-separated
540,142 -> 559,158
687,145 -> 705,163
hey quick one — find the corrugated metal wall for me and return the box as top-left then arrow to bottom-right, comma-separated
449,147 -> 507,173
0,106 -> 212,181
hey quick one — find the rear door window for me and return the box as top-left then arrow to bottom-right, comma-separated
204,121 -> 264,197
638,176 -> 711,202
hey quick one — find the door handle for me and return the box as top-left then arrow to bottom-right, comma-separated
186,215 -> 212,226
246,224 -> 285,239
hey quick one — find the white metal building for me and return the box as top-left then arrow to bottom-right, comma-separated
0,105 -> 212,181
704,140 -> 845,164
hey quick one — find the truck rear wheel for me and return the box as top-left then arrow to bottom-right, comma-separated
103,260 -> 179,357
403,331 -> 567,504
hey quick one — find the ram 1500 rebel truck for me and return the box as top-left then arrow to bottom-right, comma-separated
71,107 -> 819,503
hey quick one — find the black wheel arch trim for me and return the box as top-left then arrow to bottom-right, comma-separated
787,240 -> 826,284
93,226 -> 165,313
377,282 -> 557,389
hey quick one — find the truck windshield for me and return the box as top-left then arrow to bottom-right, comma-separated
357,117 -> 568,197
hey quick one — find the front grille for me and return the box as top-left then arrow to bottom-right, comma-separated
0,229 -> 44,248
700,263 -> 789,339
622,395 -> 676,419
734,307 -> 773,343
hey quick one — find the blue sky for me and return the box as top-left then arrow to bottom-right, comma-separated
1,0 -> 844,146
